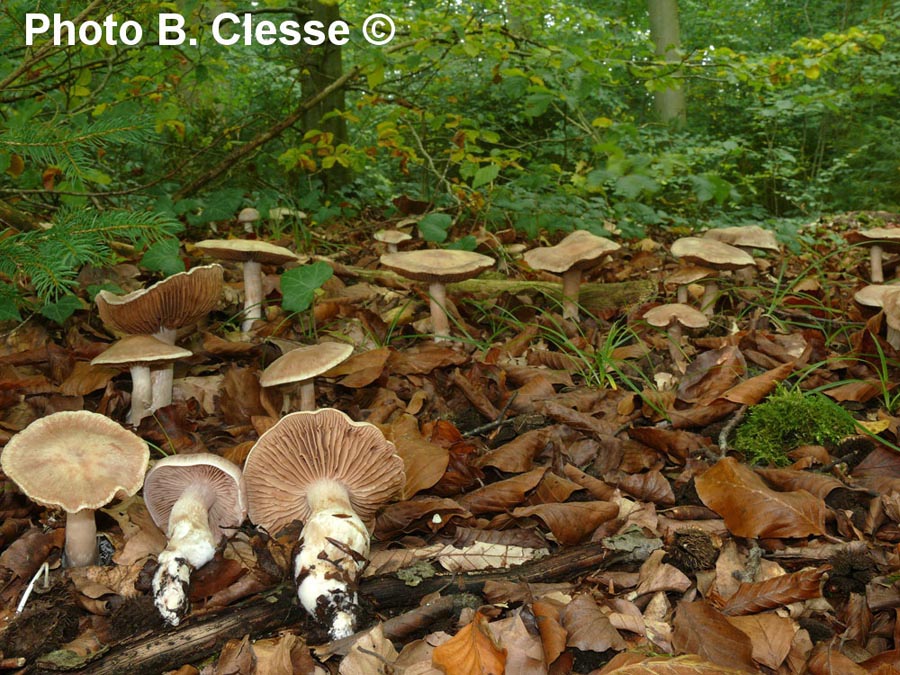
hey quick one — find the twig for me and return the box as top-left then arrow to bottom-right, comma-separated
462,392 -> 517,438
718,404 -> 748,454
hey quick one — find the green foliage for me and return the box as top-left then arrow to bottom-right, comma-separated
734,386 -> 859,466
281,262 -> 334,314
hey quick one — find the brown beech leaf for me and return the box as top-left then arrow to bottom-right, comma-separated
252,632 -> 315,675
512,501 -> 618,545
755,467 -> 845,499
597,654 -> 751,674
386,414 -> 450,498
695,457 -> 827,538
475,427 -> 557,472
388,342 -> 468,375
59,361 -> 117,396
219,365 -> 267,424
458,467 -> 547,515
432,610 -> 506,675
560,593 -> 626,652
528,472 -> 584,504
486,615 -> 545,675
627,427 -> 711,464
562,464 -> 616,500
340,624 -> 399,675
606,470 -> 676,506
721,360 -> 795,405
719,566 -> 827,616
822,379 -> 884,403
374,497 -> 470,539
325,347 -> 390,388
0,527 -> 65,580
676,346 -> 746,405
853,445 -> 900,479
668,400 -> 739,429
215,634 -> 256,675
805,645 -> 869,675
532,599 -> 567,666
726,613 -> 795,671
672,600 -> 756,673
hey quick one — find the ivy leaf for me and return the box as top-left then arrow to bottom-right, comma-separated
418,213 -> 453,243
141,239 -> 185,276
41,295 -> 83,324
472,164 -> 500,189
281,261 -> 333,313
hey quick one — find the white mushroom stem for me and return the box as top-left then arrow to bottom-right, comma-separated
676,284 -> 689,304
295,480 -> 369,640
129,365 -> 153,426
887,326 -> 900,350
151,327 -> 178,411
298,379 -> 316,411
65,508 -> 98,567
152,484 -> 218,627
429,281 -> 451,341
242,260 -> 264,334
561,268 -> 582,320
666,321 -> 684,365
700,280 -> 719,318
871,245 -> 884,284
386,243 -> 399,254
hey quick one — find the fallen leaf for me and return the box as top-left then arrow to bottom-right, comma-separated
726,613 -> 796,670
432,610 -> 506,675
387,414 -> 451,498
671,600 -> 755,673
532,599 -> 567,666
340,624 -> 399,675
435,541 -> 548,573
512,501 -> 618,545
458,468 -> 547,515
721,361 -> 794,405
718,566 -> 828,616
560,593 -> 626,652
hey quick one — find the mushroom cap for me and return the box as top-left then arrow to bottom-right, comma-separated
665,265 -> 715,287
644,303 -> 710,329
853,284 -> 900,308
238,208 -> 260,223
260,342 -> 354,388
194,239 -> 303,266
0,411 -> 149,513
91,335 -> 192,368
269,207 -> 307,221
703,225 -> 780,252
846,228 -> 900,248
380,250 -> 495,283
885,291 -> 900,332
243,408 -> 405,532
96,264 -> 224,336
670,237 -> 754,270
143,453 -> 247,542
523,229 -> 621,274
374,229 -> 413,245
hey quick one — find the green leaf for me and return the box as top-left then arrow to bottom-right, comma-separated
614,174 -> 659,200
141,239 -> 185,276
446,235 -> 477,251
281,262 -> 333,313
472,164 -> 500,189
0,295 -> 21,322
40,295 -> 83,324
418,213 -> 453,243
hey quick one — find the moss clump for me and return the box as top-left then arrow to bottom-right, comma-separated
734,387 -> 858,466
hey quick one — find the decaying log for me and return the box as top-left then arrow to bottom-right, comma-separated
38,542 -> 613,674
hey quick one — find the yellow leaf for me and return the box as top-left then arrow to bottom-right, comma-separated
7,153 -> 24,178
592,116 -> 613,127
858,419 -> 890,434
804,64 -> 821,79
432,611 -> 506,675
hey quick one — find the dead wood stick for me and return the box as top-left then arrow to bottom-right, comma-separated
51,542 -> 612,675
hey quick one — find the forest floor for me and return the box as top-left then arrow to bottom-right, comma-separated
2,212 -> 900,674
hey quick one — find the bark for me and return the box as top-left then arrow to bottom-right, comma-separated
647,0 -> 686,127
49,542 -> 614,674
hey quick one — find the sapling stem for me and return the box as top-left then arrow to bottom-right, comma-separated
152,484 -> 217,626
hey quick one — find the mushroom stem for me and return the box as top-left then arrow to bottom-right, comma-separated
152,484 -> 217,626
386,243 -> 398,254
242,260 -> 264,334
295,480 -> 369,640
872,245 -> 885,284
700,280 -> 719,318
667,322 -> 684,366
151,327 -> 179,411
129,365 -> 153,426
65,508 -> 98,567
561,268 -> 582,320
299,380 -> 316,411
676,284 -> 689,304
428,281 -> 451,341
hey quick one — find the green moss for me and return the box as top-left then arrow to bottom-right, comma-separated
734,386 -> 858,466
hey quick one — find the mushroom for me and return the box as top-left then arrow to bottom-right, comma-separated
703,225 -> 780,253
91,335 -> 192,426
95,264 -> 223,409
374,229 -> 413,253
242,408 -> 405,639
670,237 -> 753,317
238,207 -> 260,234
523,229 -> 621,320
194,240 -> 305,334
643,303 -> 709,369
854,285 -> 900,349
846,228 -> 900,284
665,265 -> 715,304
260,341 -> 354,411
0,411 -> 149,567
143,453 -> 247,626
380,249 -> 495,341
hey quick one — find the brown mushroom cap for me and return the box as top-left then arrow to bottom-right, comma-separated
0,411 -> 149,513
853,285 -> 900,308
644,303 -> 710,329
884,291 -> 900,332
374,230 -> 413,246
143,454 -> 246,542
380,250 -> 495,283
260,342 -> 354,388
846,228 -> 900,248
703,226 -> 779,252
665,265 -> 715,287
523,229 -> 621,274
194,239 -> 304,266
95,264 -> 224,336
91,335 -> 192,368
670,237 -> 754,270
243,408 -> 405,533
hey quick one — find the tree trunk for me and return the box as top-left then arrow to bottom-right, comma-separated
647,0 -> 686,127
300,0 -> 350,190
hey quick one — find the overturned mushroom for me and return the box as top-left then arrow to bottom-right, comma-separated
243,409 -> 405,639
143,454 -> 246,626
91,335 -> 192,426
0,411 -> 149,567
